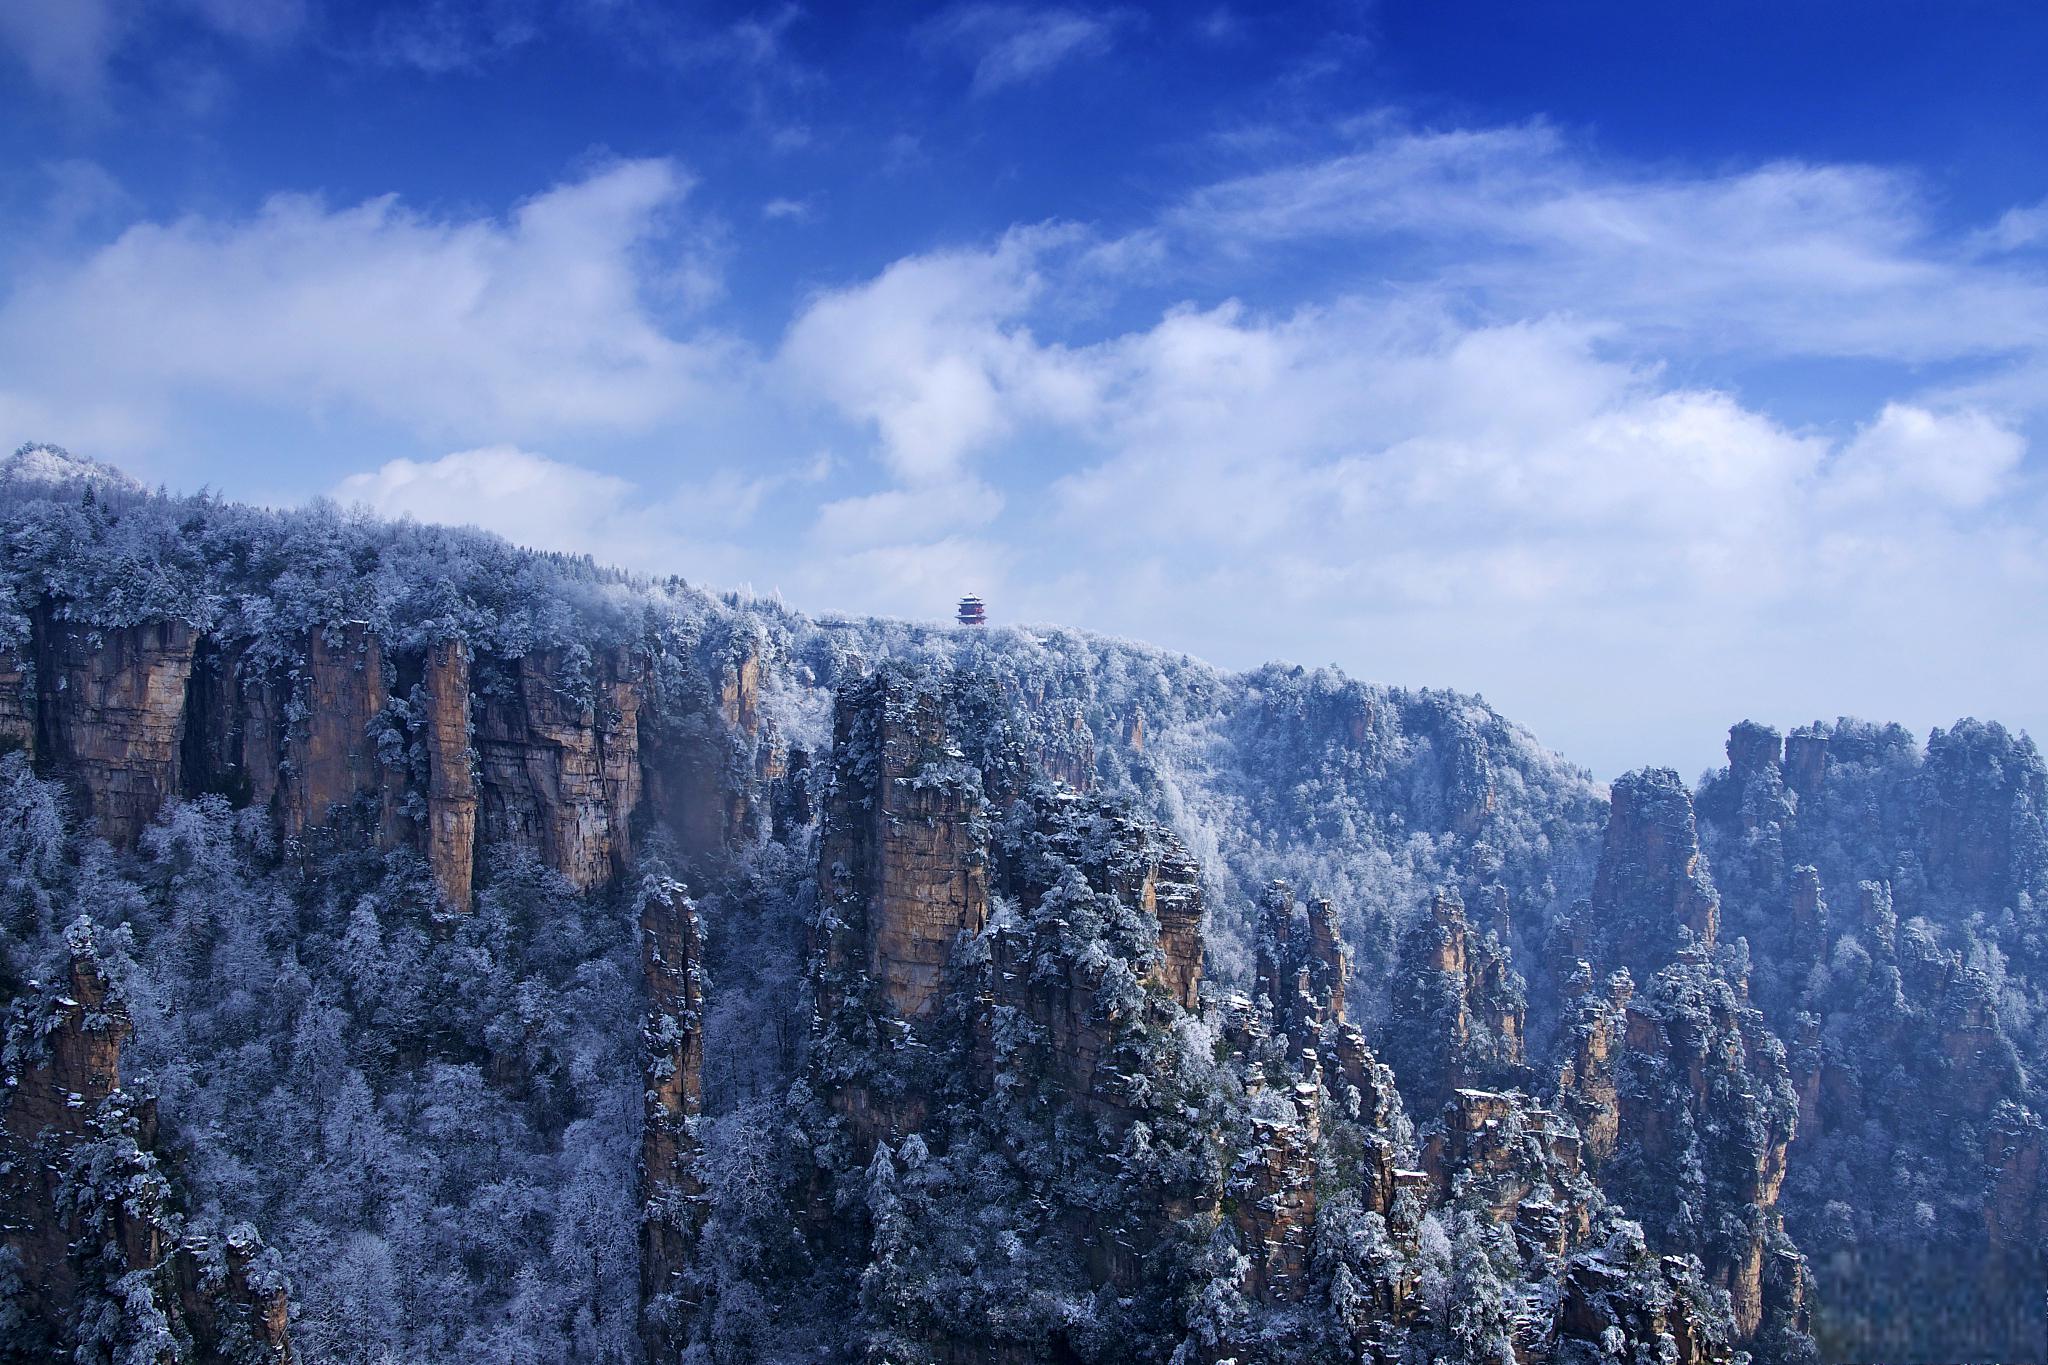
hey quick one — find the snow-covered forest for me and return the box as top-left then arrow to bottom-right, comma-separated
0,453 -> 2040,1364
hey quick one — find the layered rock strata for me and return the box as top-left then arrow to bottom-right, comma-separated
0,605 -> 759,912
29,614 -> 199,845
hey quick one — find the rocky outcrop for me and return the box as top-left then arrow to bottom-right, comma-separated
1555,964 -> 1631,1164
1031,706 -> 1096,791
718,646 -> 762,736
1230,1080 -> 1321,1302
0,604 -> 783,910
1592,768 -> 1720,979
639,630 -> 777,853
638,876 -> 706,1359
1254,882 -> 1351,1051
1578,766 -> 1812,1354
1984,1102 -> 2043,1260
1410,1083 -> 1738,1365
1693,717 -> 2047,1365
783,668 -> 1775,1365
1419,1088 -> 1589,1241
1610,954 -> 1804,1342
0,645 -> 35,757
181,635 -> 286,816
0,920 -> 294,1363
979,795 -> 1205,1142
1146,847 -> 1203,1012
1386,886 -> 1528,1113
1920,719 -> 2047,906
1783,726 -> 1827,798
30,613 -> 198,846
1554,1234 -> 1733,1365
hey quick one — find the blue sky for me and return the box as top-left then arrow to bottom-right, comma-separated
3,0 -> 2046,778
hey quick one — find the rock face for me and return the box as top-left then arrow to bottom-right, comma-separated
0,645 -> 35,757
1409,1075 -> 1737,1365
1555,1235 -> 1732,1365
641,631 -> 779,854
1232,885 -> 1377,1305
422,639 -> 479,910
1611,955 -> 1803,1341
1254,882 -> 1349,1048
1921,719 -> 2046,905
1568,765 -> 1813,1356
672,666 -> 1766,1365
1555,964 -> 1632,1164
1985,1102 -> 2044,1264
0,597 -> 798,918
815,673 -> 990,1022
0,921 -> 295,1363
475,648 -> 645,891
181,635 -> 287,816
281,624 -> 395,841
30,613 -> 199,846
1145,846 -> 1204,1011
638,876 -> 706,1359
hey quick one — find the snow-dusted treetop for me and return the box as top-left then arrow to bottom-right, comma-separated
2,442 -> 146,496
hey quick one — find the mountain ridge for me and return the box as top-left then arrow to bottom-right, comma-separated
0,466 -> 2036,1363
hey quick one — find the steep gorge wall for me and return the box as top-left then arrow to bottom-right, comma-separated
0,608 -> 765,911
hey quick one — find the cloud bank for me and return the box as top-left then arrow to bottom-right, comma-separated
5,118 -> 2045,775
0,158 -> 727,448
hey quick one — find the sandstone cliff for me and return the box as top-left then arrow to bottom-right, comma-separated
1694,717 -> 2045,1363
0,601 -> 787,916
29,612 -> 199,846
1561,762 -> 1813,1357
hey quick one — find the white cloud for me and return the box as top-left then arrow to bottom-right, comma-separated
812,479 -> 1002,551
1825,403 -> 2025,512
1170,122 -> 2048,364
335,446 -> 636,554
918,4 -> 1123,94
0,0 -> 309,105
770,221 -> 2044,774
182,0 -> 310,48
332,445 -> 809,586
1970,200 -> 2048,256
781,227 -> 1099,481
0,159 -> 735,451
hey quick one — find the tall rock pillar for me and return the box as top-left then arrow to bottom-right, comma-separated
423,639 -> 477,911
639,876 -> 706,1359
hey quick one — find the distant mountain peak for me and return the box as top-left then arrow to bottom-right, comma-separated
2,442 -> 146,496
